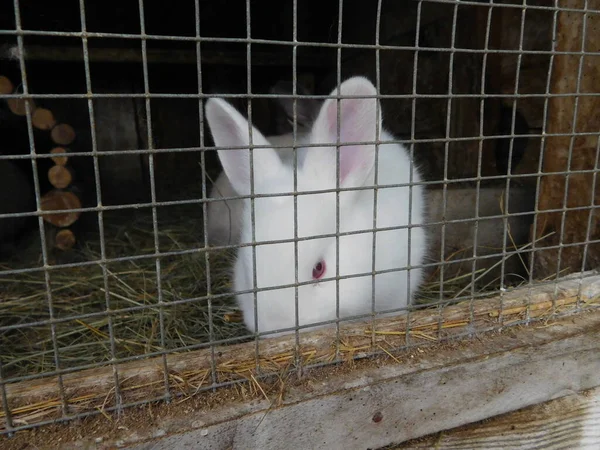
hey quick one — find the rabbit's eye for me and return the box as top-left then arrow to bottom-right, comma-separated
312,260 -> 326,280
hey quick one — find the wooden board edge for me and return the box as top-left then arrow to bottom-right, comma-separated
391,386 -> 600,449
2,272 -> 600,437
59,308 -> 600,449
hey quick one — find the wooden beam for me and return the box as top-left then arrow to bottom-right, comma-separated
10,45 -> 332,68
394,386 -> 600,449
533,1 -> 600,278
6,300 -> 598,449
129,316 -> 600,450
2,272 -> 600,447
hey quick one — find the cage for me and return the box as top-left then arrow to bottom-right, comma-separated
1,0 -> 600,448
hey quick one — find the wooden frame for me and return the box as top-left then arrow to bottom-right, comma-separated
2,272 -> 600,448
395,386 -> 600,448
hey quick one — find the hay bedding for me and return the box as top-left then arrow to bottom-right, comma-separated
0,206 -> 245,380
0,203 -> 530,381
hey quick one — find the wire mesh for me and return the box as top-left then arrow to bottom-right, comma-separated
1,0 -> 600,437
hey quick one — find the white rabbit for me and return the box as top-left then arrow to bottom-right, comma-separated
205,76 -> 427,337
206,131 -> 311,246
206,83 -> 320,247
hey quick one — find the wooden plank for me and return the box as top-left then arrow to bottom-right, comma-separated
50,306 -> 600,449
12,45 -> 332,68
393,386 -> 600,449
1,273 -> 600,448
533,1 -> 600,278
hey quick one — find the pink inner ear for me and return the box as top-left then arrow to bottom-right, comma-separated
338,144 -> 366,184
326,98 -> 373,184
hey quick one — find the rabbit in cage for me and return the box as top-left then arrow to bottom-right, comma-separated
205,76 -> 427,337
206,80 -> 321,247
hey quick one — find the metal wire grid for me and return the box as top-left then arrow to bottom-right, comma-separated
0,0 -> 599,435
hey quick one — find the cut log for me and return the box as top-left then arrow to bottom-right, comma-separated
40,190 -> 81,227
50,147 -> 69,166
48,165 -> 73,189
0,75 -> 13,95
43,226 -> 77,254
32,107 -> 56,130
55,228 -> 76,251
50,123 -> 76,146
7,97 -> 36,116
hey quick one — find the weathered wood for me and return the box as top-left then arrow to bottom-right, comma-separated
6,97 -> 35,116
31,107 -> 56,130
40,190 -> 81,227
54,228 -> 76,251
2,271 -> 600,443
50,123 -> 76,146
0,75 -> 13,95
533,2 -> 600,278
394,387 -> 600,449
47,165 -> 73,189
7,302 -> 598,449
127,319 -> 600,450
49,147 -> 69,166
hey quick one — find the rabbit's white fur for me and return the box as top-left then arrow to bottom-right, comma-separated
205,76 -> 427,337
206,132 -> 310,246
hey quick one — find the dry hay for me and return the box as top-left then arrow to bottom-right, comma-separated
0,194 -> 550,382
0,203 -> 537,380
0,206 -> 245,380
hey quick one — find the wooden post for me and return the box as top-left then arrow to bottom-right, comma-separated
532,2 -> 600,278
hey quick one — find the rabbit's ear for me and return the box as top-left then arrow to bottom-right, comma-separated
307,77 -> 380,189
206,98 -> 283,195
